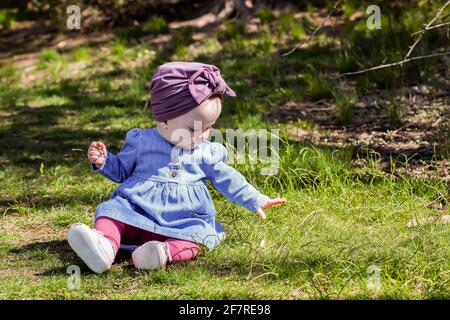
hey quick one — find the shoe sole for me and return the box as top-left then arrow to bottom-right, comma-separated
67,224 -> 111,274
132,241 -> 166,270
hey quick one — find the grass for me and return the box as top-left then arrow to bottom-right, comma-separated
141,15 -> 169,34
332,85 -> 358,125
0,9 -> 15,30
0,2 -> 449,299
0,142 -> 448,299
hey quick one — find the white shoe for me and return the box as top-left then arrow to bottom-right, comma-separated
132,241 -> 171,270
67,223 -> 116,274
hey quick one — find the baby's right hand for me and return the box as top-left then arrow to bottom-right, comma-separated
88,141 -> 107,168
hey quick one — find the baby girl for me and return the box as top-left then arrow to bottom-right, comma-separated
67,61 -> 286,273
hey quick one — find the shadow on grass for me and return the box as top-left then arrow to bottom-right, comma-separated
8,239 -> 136,276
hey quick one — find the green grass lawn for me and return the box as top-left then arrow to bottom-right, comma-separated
0,3 -> 449,299
0,153 -> 448,299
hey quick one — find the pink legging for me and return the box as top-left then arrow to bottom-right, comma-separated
94,216 -> 200,264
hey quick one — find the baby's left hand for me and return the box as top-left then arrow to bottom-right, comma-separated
256,197 -> 287,220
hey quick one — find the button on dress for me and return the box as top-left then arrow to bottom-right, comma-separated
92,128 -> 269,250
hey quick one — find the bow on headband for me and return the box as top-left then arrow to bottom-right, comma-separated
150,62 -> 236,122
188,66 -> 236,105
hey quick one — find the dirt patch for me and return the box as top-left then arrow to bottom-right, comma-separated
0,267 -> 43,281
0,214 -> 67,245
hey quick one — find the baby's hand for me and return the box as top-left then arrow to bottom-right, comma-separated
87,141 -> 107,168
256,197 -> 287,220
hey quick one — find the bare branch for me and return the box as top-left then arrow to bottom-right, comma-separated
402,0 -> 450,64
281,0 -> 342,56
332,51 -> 450,79
411,21 -> 450,36
335,1 -> 450,79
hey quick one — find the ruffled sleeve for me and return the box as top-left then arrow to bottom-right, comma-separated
202,142 -> 269,213
92,128 -> 141,183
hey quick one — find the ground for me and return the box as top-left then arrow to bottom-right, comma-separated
0,3 -> 449,299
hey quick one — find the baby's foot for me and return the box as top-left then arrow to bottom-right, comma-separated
132,241 -> 171,270
67,223 -> 116,274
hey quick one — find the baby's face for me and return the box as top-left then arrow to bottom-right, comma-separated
157,96 -> 222,150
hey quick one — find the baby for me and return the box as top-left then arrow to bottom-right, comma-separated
67,62 -> 286,273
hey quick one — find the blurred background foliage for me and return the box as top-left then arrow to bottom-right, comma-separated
0,0 -> 444,29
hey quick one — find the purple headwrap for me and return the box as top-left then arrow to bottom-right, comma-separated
150,61 -> 236,121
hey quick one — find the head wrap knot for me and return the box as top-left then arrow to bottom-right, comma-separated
150,61 -> 236,122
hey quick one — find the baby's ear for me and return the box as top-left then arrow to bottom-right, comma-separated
159,121 -> 169,129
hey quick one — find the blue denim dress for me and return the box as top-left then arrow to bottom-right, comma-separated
92,128 -> 269,250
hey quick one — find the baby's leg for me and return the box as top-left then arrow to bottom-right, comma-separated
139,230 -> 200,263
131,229 -> 201,269
165,238 -> 200,264
67,218 -> 121,274
94,216 -> 127,251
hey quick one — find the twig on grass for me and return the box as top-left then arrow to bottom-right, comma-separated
299,208 -> 324,226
